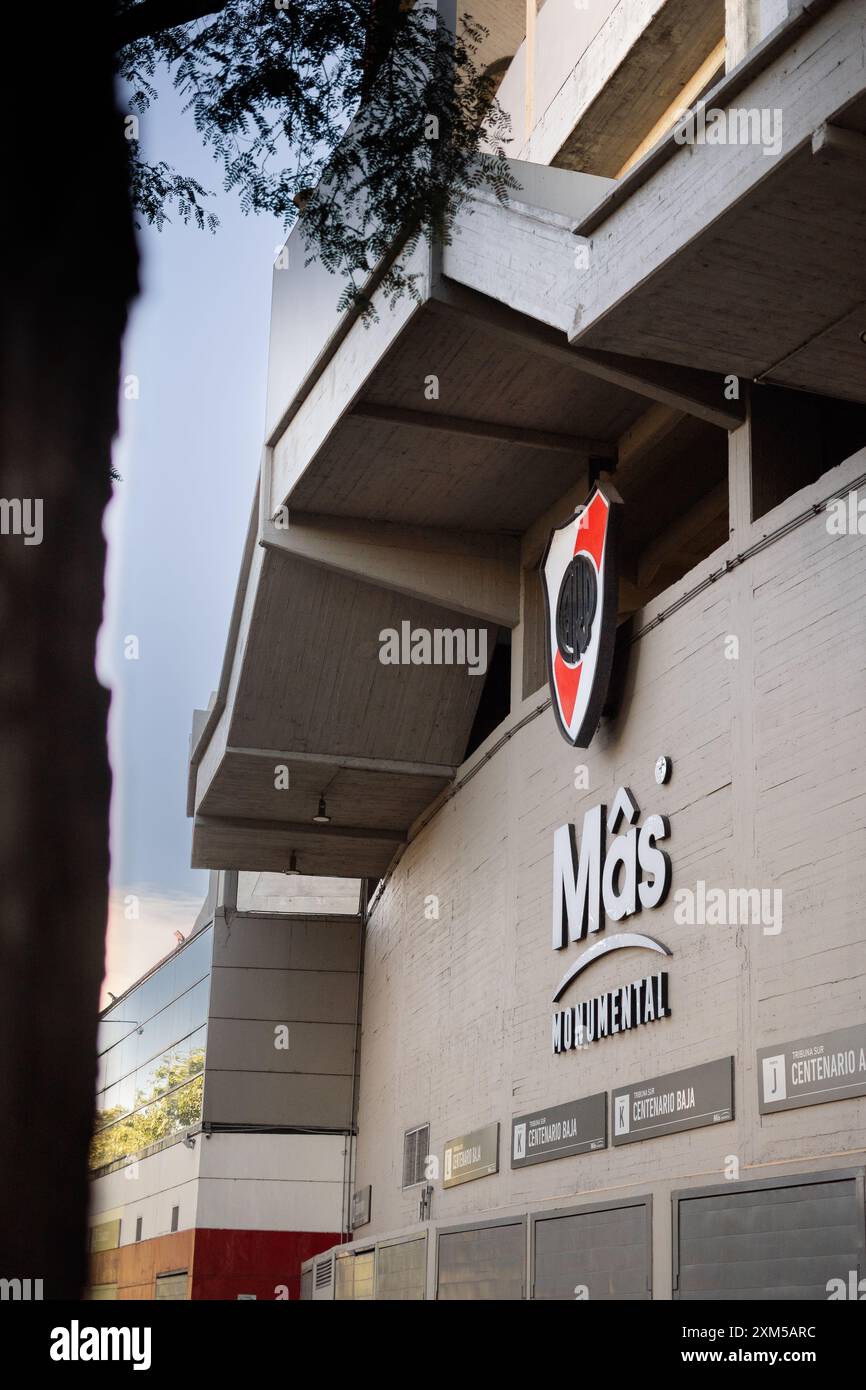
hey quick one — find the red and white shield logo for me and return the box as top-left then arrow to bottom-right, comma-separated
541,483 -> 622,747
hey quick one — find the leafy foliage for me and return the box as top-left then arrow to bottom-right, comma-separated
115,0 -> 514,312
90,1047 -> 206,1169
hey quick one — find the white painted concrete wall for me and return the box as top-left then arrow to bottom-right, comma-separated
495,0 -> 665,164
353,448 -> 866,1296
90,1139 -> 201,1244
496,0 -> 624,156
196,1133 -> 348,1232
90,1132 -> 348,1240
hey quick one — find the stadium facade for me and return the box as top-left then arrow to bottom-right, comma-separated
91,0 -> 866,1299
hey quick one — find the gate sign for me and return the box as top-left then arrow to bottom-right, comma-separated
758,1024 -> 866,1114
541,483 -> 622,747
511,1093 -> 606,1168
443,1122 -> 499,1189
612,1057 -> 734,1145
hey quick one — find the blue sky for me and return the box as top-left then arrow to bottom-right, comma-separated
98,79 -> 287,997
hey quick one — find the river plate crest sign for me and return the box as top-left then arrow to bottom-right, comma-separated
541,483 -> 622,747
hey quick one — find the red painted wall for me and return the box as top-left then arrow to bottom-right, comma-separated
191,1228 -> 342,1300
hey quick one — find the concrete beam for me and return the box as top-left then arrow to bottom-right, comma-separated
192,814 -> 404,878
350,400 -> 616,459
811,122 -> 866,174
568,348 -> 745,432
269,238 -> 431,512
616,403 -> 685,478
260,510 -> 521,628
225,745 -> 457,780
435,277 -> 743,430
195,814 -> 404,844
637,480 -> 729,587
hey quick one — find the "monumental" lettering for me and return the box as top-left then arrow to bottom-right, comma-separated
553,972 -> 669,1052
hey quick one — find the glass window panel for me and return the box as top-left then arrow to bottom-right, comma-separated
118,1027 -> 140,1082
188,977 -> 210,1029
183,1025 -> 207,1076
175,1025 -> 207,1074
172,989 -> 193,1045
95,1084 -> 124,1133
98,982 -> 142,1033
123,987 -> 142,1028
134,1016 -> 158,1071
102,1081 -> 120,1114
238,872 -> 361,914
89,1074 -> 205,1171
134,1055 -> 160,1108
139,960 -> 174,1027
141,1076 -> 203,1146
174,928 -> 212,996
148,1001 -> 176,1060
104,1042 -> 122,1089
114,1073 -> 135,1116
151,1051 -> 181,1101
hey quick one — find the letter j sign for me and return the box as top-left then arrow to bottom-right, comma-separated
540,483 -> 623,747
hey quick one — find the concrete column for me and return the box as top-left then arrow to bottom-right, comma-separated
725,0 -> 761,70
524,0 -> 538,150
727,406 -> 753,541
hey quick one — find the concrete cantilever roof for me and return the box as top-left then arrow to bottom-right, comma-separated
190,158 -> 705,882
569,0 -> 866,409
188,0 -> 866,887
192,63 -> 805,884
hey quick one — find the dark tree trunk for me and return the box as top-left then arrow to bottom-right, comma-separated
0,12 -> 137,1296
362,0 -> 405,97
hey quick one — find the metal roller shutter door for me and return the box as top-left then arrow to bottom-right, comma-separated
335,1249 -> 374,1300
437,1219 -> 525,1300
334,1253 -> 354,1301
532,1198 -> 651,1300
675,1170 -> 866,1299
376,1236 -> 426,1300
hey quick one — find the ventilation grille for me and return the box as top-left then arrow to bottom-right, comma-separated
402,1124 -> 430,1189
315,1256 -> 333,1290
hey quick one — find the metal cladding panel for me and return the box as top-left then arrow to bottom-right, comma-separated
533,1201 -> 650,1300
202,1069 -> 353,1130
334,1254 -> 354,1301
376,1237 -> 426,1301
676,1175 -> 865,1300
335,1250 -> 374,1301
352,1251 -> 375,1301
436,1222 -> 524,1301
300,1267 -> 313,1302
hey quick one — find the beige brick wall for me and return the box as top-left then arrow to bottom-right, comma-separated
354,451 -> 866,1294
